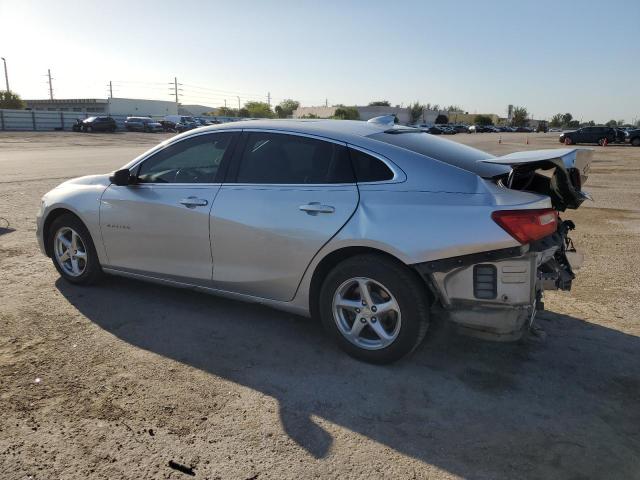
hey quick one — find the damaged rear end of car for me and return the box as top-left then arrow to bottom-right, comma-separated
414,148 -> 593,340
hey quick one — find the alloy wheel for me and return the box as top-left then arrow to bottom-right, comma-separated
54,227 -> 87,277
332,277 -> 402,350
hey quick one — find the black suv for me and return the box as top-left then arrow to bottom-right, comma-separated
626,129 -> 640,147
79,116 -> 117,133
559,126 -> 617,145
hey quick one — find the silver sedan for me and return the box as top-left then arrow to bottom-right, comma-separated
36,119 -> 592,363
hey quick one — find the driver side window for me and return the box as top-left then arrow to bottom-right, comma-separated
137,132 -> 235,184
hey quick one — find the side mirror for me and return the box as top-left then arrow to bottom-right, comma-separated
109,168 -> 134,186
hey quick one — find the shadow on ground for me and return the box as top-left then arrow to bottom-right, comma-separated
57,276 -> 640,479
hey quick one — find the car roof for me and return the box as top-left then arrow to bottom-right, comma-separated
197,119 -> 390,143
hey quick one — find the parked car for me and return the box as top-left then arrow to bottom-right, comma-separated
626,129 -> 640,146
468,125 -> 493,133
78,116 -> 117,133
450,124 -> 469,133
514,126 -> 533,133
124,116 -> 163,133
613,128 -> 627,143
164,115 -> 199,132
36,119 -> 592,364
559,126 -> 618,145
436,125 -> 457,135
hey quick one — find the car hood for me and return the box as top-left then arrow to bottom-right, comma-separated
56,173 -> 111,189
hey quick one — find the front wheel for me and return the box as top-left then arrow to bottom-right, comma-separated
319,254 -> 430,364
632,137 -> 640,147
49,213 -> 103,285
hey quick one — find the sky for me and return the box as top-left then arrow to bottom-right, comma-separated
1,0 -> 639,123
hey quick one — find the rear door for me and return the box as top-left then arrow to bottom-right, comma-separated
209,131 -> 359,301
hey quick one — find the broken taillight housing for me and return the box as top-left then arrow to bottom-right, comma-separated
491,208 -> 558,244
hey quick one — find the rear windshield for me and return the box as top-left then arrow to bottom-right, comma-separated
368,131 -> 507,178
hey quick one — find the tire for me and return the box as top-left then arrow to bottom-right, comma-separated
598,138 -> 607,146
48,213 -> 103,285
632,137 -> 640,147
564,136 -> 574,145
319,254 -> 430,364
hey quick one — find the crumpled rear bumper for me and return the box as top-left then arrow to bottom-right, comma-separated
414,245 -> 555,340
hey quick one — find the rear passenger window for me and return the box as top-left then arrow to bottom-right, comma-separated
349,148 -> 394,182
236,133 -> 354,184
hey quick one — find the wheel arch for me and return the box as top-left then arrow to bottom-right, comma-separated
307,245 -> 433,320
43,208 -> 86,257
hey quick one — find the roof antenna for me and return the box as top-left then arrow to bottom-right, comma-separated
367,115 -> 396,126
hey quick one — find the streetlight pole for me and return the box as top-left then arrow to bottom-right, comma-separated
237,96 -> 240,117
1,57 -> 9,92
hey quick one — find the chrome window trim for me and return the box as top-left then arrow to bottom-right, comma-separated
240,128 -> 348,147
346,143 -> 406,184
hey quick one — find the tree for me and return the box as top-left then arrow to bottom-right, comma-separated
333,107 -> 359,120
561,113 -> 573,126
244,101 -> 273,118
435,114 -> 449,124
275,99 -> 300,118
512,106 -> 529,127
474,114 -> 494,126
567,120 -> 580,128
238,107 -> 250,118
445,105 -> 464,113
409,101 -> 424,124
605,119 -> 618,127
550,113 -> 564,128
368,100 -> 390,107
0,91 -> 26,109
215,106 -> 236,116
301,113 -> 319,119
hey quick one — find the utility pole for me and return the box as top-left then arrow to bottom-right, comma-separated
108,80 -> 113,98
1,57 -> 9,92
237,96 -> 241,116
168,77 -> 182,104
224,99 -> 227,109
47,69 -> 54,100
267,92 -> 271,107
325,98 -> 328,107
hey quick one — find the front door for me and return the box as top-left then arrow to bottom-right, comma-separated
210,131 -> 359,301
100,131 -> 237,282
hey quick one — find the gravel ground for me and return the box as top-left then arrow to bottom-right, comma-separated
0,131 -> 639,479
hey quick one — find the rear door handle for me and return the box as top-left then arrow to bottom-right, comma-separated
179,197 -> 209,208
299,202 -> 335,215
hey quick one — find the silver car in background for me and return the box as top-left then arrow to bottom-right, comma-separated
36,119 -> 592,363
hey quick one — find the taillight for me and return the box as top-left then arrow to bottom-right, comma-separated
491,208 -> 558,244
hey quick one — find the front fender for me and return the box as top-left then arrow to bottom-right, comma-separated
38,182 -> 109,264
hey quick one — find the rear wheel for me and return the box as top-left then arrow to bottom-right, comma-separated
632,137 -> 640,147
598,137 -> 607,146
564,136 -> 574,145
319,254 -> 430,364
49,214 -> 103,285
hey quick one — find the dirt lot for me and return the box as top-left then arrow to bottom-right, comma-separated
1,130 -> 639,479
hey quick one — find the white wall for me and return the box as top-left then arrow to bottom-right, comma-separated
107,98 -> 178,116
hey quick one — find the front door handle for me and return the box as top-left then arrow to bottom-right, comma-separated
299,202 -> 335,215
179,197 -> 209,208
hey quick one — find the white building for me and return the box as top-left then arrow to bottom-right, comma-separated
25,97 -> 178,116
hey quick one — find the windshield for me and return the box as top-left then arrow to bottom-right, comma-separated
368,131 -> 508,178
